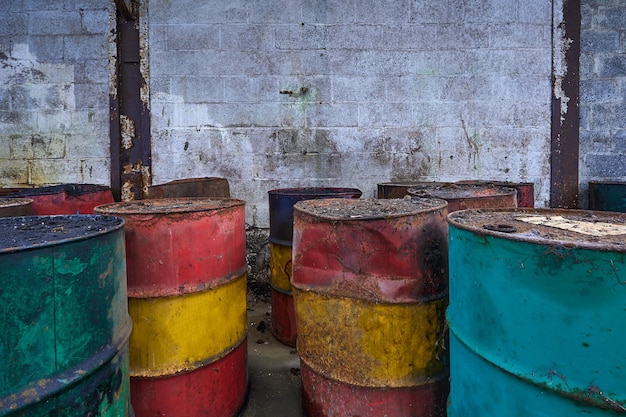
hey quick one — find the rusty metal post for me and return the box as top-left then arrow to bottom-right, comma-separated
551,0 -> 581,208
111,4 -> 151,201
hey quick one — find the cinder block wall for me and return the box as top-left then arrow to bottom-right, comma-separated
0,1 -> 113,187
580,0 -> 626,205
149,0 -> 553,227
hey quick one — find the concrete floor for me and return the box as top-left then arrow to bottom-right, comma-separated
239,294 -> 306,417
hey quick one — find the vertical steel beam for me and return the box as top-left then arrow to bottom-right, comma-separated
551,0 -> 581,208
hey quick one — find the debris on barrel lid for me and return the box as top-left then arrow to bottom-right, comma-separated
448,208 -> 626,250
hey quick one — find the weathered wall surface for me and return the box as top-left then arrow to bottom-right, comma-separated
149,0 -> 553,227
0,1 -> 112,188
580,0 -> 626,205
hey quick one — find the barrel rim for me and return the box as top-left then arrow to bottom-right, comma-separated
448,207 -> 626,252
0,197 -> 34,207
588,180 -> 626,186
407,183 -> 517,200
293,197 -> 448,221
95,197 -> 245,214
268,187 -> 363,197
0,215 -> 125,254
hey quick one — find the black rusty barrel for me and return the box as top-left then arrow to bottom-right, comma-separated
0,215 -> 132,416
456,180 -> 535,208
408,182 -> 517,212
268,187 -> 362,346
589,181 -> 626,213
0,197 -> 33,217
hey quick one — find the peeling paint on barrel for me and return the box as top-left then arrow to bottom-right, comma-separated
0,215 -> 131,416
292,198 -> 449,417
268,187 -> 362,347
95,198 -> 248,417
447,208 -> 626,416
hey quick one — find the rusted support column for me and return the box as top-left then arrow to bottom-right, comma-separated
551,0 -> 581,208
111,4 -> 151,202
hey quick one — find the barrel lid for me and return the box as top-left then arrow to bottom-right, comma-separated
408,182 -> 516,200
294,197 -> 448,220
0,215 -> 125,253
0,197 -> 33,207
95,197 -> 244,215
448,208 -> 626,251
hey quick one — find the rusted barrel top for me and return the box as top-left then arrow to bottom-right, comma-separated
448,208 -> 626,250
0,215 -> 124,253
408,183 -> 517,212
95,197 -> 244,214
0,198 -> 33,217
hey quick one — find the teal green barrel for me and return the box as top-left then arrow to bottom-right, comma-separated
589,181 -> 626,213
0,215 -> 132,416
447,208 -> 626,416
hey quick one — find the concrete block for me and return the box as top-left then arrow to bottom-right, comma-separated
409,0 -> 457,24
381,25 -> 437,50
302,1 -> 356,24
66,133 -> 109,159
385,75 -> 442,102
63,35 -> 107,61
248,0 -> 300,24
585,153 -> 626,177
435,24 -> 490,49
491,24 -> 550,48
441,75 -> 494,101
358,102 -> 413,127
332,76 -> 384,102
81,9 -> 109,35
460,0 -> 515,24
518,1 -> 552,24
28,35 -> 65,62
36,110 -> 73,132
596,6 -> 626,30
74,82 -> 107,109
0,159 -> 28,184
597,55 -> 626,78
29,11 -> 82,35
171,76 -> 224,103
305,103 -> 358,127
581,79 -> 620,103
149,0 -> 248,24
582,29 -> 620,53
354,0 -> 410,24
167,25 -> 219,51
221,24 -> 274,51
592,103 -> 626,129
275,24 -> 327,50
224,76 -> 279,102
325,25 -> 382,50
0,13 -> 27,36
11,134 -> 66,159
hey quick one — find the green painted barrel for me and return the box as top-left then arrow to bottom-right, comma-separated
0,215 -> 132,416
589,181 -> 626,213
447,208 -> 626,416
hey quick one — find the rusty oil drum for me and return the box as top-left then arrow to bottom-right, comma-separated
95,198 -> 247,417
589,181 -> 626,213
268,187 -> 362,347
0,215 -> 131,416
292,198 -> 450,417
5,183 -> 114,215
456,180 -> 535,208
408,182 -> 517,212
0,197 -> 33,217
447,208 -> 626,416
377,181 -> 443,199
147,177 -> 230,199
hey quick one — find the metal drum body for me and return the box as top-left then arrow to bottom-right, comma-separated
292,198 -> 449,417
408,183 -> 517,212
0,198 -> 33,217
268,187 -> 362,347
589,181 -> 626,213
147,177 -> 230,199
95,198 -> 247,417
447,208 -> 626,416
377,182 -> 442,199
456,180 -> 535,208
0,215 -> 131,416
6,184 -> 114,215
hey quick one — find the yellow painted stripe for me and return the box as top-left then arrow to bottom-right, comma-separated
294,288 -> 447,387
270,243 -> 292,291
129,274 -> 247,377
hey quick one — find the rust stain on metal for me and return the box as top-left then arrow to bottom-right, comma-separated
120,114 -> 135,150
